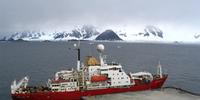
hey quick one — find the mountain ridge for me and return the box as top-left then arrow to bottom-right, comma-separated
0,25 -> 167,42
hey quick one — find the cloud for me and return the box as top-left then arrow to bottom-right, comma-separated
0,0 -> 200,36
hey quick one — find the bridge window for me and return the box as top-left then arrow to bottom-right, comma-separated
52,84 -> 60,87
101,69 -> 108,71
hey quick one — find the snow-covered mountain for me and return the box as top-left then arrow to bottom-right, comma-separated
0,25 -> 188,42
194,33 -> 200,39
96,30 -> 122,40
117,25 -> 164,42
1,25 -> 101,41
2,31 -> 54,41
144,25 -> 163,38
53,25 -> 100,40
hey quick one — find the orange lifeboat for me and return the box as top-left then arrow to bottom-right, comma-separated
91,75 -> 107,82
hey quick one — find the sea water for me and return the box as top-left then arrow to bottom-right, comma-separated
0,41 -> 200,100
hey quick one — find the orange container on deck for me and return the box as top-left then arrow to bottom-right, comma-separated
91,75 -> 107,82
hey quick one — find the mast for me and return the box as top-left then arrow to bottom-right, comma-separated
157,61 -> 163,78
97,44 -> 105,66
77,46 -> 80,71
74,41 -> 80,71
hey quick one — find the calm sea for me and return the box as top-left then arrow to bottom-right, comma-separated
0,41 -> 200,100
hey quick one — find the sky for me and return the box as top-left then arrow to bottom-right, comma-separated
0,0 -> 200,38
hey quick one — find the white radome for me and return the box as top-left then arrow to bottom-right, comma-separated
97,44 -> 105,53
74,43 -> 77,47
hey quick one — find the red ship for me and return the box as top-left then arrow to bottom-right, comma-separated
11,44 -> 167,100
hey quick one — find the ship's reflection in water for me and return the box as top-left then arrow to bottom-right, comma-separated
84,88 -> 200,100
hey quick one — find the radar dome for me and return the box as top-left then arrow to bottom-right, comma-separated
97,44 -> 105,53
74,43 -> 77,47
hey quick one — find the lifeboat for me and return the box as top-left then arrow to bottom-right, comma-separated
91,75 -> 107,82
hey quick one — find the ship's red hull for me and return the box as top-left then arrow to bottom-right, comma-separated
12,76 -> 167,100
